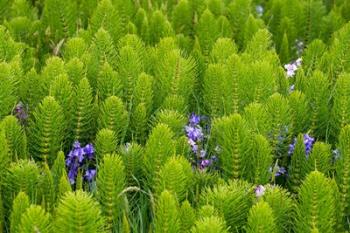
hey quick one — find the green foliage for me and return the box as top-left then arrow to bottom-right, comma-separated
54,191 -> 105,233
172,0 -> 193,35
3,160 -> 40,210
330,73 -> 350,140
154,190 -> 181,233
49,74 -> 74,137
89,0 -> 122,44
262,186 -> 294,233
95,128 -> 117,162
143,124 -> 176,188
153,48 -> 195,111
63,38 -> 88,61
288,91 -> 310,135
41,0 -> 77,43
302,39 -> 326,74
243,103 -> 271,137
0,115 -> 27,160
335,125 -> 350,226
203,63 -> 229,116
305,142 -> 332,175
0,130 -> 10,183
1,1 -> 350,232
245,201 -> 277,233
211,114 -> 251,179
210,38 -> 237,64
97,154 -> 126,231
29,96 -> 65,164
40,163 -> 55,213
288,134 -> 308,192
191,215 -> 229,233
96,62 -> 122,102
247,134 -> 273,184
57,171 -> 72,200
179,200 -> 196,232
148,10 -> 174,45
195,9 -> 219,56
0,26 -> 22,62
98,96 -> 128,144
51,151 -> 66,195
0,62 -> 17,119
119,142 -> 143,187
296,171 -> 336,233
10,191 -> 30,233
300,0 -> 327,44
155,156 -> 193,201
153,110 -> 187,137
303,71 -> 329,139
18,205 -> 52,233
71,78 -> 95,144
199,180 -> 253,231
265,93 -> 291,155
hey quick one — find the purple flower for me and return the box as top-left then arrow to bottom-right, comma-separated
185,125 -> 204,141
84,144 -> 95,159
73,147 -> 85,163
276,166 -> 287,176
269,165 -> 287,177
68,161 -> 79,184
284,58 -> 302,78
66,141 -> 96,185
288,134 -> 315,157
255,185 -> 266,198
188,139 -> 198,153
189,113 -> 201,125
200,159 -> 211,169
13,102 -> 28,123
85,169 -> 96,181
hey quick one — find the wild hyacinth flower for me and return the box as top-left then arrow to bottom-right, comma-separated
66,141 -> 96,184
255,185 -> 266,198
185,113 -> 217,171
288,134 -> 315,158
269,164 -> 287,178
85,169 -> 96,181
13,101 -> 28,124
284,58 -> 302,78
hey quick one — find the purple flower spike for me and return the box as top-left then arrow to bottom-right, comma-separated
13,102 -> 29,123
189,113 -> 201,125
276,166 -> 287,177
84,144 -> 95,159
288,134 -> 315,157
185,126 -> 204,141
85,169 -> 96,181
73,147 -> 85,163
200,159 -> 211,169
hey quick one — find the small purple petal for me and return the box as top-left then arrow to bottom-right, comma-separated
85,169 -> 96,181
189,113 -> 201,125
255,185 -> 265,198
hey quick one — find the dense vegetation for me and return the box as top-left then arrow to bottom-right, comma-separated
1,0 -> 350,232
